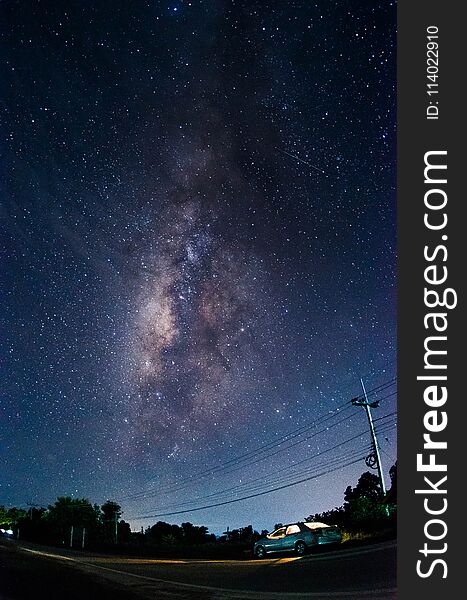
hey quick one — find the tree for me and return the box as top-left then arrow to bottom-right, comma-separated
117,520 -> 131,544
343,472 -> 390,529
0,506 -> 27,528
181,522 -> 210,545
101,500 -> 122,522
344,472 -> 382,504
45,497 -> 101,544
146,521 -> 182,545
237,525 -> 258,543
305,464 -> 398,535
16,507 -> 48,542
225,524 -> 260,545
386,462 -> 397,505
305,507 -> 346,528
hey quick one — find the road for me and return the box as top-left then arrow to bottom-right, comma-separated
0,539 -> 396,599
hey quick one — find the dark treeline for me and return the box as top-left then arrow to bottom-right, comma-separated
0,464 -> 396,557
306,463 -> 397,540
0,498 -> 131,549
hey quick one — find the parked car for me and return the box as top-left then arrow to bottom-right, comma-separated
254,521 -> 342,558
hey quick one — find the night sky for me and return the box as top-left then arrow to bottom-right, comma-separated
1,0 -> 396,534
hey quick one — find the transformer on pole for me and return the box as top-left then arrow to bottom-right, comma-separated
351,378 -> 387,497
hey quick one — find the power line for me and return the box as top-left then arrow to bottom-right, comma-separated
139,444 -> 373,513
123,377 -> 396,503
373,410 -> 397,423
127,425 -> 380,518
191,434 -> 373,505
374,419 -> 397,432
130,405 -> 397,505
122,402 -> 356,501
129,455 -> 366,520
199,425 -> 397,518
125,408 -> 361,503
139,437 -> 374,511
362,377 -> 397,398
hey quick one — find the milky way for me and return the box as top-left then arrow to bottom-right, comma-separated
108,116 -> 282,455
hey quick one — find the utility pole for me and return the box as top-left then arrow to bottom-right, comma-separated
82,527 -> 86,549
351,378 -> 386,496
70,525 -> 74,548
115,511 -> 118,545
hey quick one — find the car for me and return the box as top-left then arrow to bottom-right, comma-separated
253,521 -> 342,558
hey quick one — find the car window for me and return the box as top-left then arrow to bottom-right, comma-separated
304,522 -> 331,532
270,527 -> 286,538
286,525 -> 300,535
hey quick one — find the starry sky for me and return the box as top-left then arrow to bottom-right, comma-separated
1,0 -> 396,534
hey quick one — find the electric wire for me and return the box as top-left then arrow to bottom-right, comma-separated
122,402 -> 356,501
128,427 -> 381,517
123,377 -> 397,507
138,444 -> 373,513
129,455 -> 366,520
125,408 -> 361,503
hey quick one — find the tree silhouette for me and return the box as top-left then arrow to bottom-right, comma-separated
0,505 -> 27,528
386,462 -> 397,505
306,465 -> 397,534
344,471 -> 382,503
45,497 -> 101,544
146,521 -> 183,545
117,519 -> 131,543
181,522 -> 209,545
343,471 -> 391,529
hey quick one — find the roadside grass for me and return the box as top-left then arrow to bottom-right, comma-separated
341,527 -> 396,546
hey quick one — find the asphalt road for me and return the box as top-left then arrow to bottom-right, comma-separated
0,539 -> 396,600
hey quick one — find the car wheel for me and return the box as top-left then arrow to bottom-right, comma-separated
295,541 -> 307,556
255,546 -> 266,559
